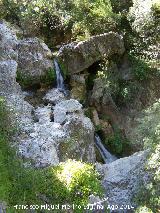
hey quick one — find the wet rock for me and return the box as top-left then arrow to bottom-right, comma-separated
57,32 -> 125,74
99,120 -> 114,137
92,109 -> 100,127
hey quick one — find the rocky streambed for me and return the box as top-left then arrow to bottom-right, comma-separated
0,21 -> 153,211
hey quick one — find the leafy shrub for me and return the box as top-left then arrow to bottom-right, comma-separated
128,54 -> 151,80
0,0 -> 117,42
133,100 -> 160,212
104,127 -> 130,156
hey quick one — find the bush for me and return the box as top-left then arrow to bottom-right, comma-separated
133,100 -> 160,212
0,0 -> 117,42
104,127 -> 130,156
128,54 -> 151,80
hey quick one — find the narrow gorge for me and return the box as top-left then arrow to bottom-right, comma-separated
0,0 -> 159,212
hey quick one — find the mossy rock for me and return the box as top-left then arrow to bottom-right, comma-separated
16,68 -> 56,89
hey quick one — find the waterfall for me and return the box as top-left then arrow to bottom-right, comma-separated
54,59 -> 68,95
95,135 -> 117,164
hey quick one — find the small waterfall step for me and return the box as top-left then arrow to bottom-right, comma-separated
54,59 -> 69,96
95,135 -> 117,164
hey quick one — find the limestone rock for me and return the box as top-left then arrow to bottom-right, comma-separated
17,38 -> 53,84
96,150 -> 149,207
19,101 -> 96,166
0,21 -> 18,61
99,120 -> 114,137
70,74 -> 87,102
57,32 -> 125,74
0,60 -> 18,94
43,88 -> 65,105
59,112 -> 96,163
0,21 -> 33,129
54,99 -> 83,124
90,78 -> 122,126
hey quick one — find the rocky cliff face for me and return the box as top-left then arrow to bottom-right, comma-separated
0,21 -> 96,167
57,32 -> 125,74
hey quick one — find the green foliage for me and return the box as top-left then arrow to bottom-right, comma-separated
16,70 -> 33,88
133,101 -> 160,212
0,100 -> 103,212
41,68 -> 56,85
111,0 -> 133,13
70,0 -> 117,39
133,100 -> 160,149
104,127 -> 130,156
6,160 -> 103,212
0,0 -> 117,41
128,54 -> 150,81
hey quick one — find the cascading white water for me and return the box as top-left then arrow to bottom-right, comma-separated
95,135 -> 117,164
54,59 -> 66,91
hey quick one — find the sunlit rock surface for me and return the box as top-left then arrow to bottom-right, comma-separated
57,32 -> 125,74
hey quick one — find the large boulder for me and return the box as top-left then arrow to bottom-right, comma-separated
17,38 -> 53,85
54,99 -> 96,163
57,32 -> 125,74
96,150 -> 149,208
19,99 -> 96,167
54,99 -> 83,124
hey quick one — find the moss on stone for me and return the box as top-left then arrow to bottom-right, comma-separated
16,68 -> 56,89
57,58 -> 68,80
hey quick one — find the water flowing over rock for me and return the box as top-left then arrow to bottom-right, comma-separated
95,135 -> 117,164
54,59 -> 65,90
57,32 -> 125,74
